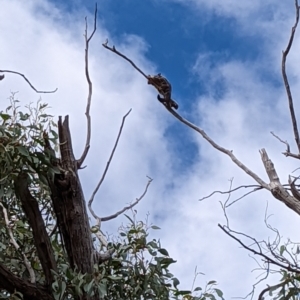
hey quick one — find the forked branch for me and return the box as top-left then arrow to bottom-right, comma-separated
88,109 -> 132,220
101,176 -> 153,222
77,4 -> 98,168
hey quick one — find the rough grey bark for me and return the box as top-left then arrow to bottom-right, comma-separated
54,115 -> 95,273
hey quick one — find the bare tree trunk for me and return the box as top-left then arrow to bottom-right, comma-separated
54,116 -> 95,273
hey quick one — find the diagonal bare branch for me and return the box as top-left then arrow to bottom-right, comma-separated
282,0 -> 300,153
88,109 -> 132,220
102,44 -> 270,188
102,42 -> 149,79
0,70 -> 57,93
102,42 -> 180,111
168,108 -> 269,188
77,4 -> 98,168
101,176 -> 153,222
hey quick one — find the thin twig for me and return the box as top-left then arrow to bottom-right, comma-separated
270,131 -> 291,154
77,4 -> 97,168
218,224 -> 300,274
258,280 -> 289,300
0,202 -> 36,283
281,0 -> 300,153
0,70 -> 57,93
88,109 -> 132,219
101,176 -> 153,222
219,178 -> 234,228
102,42 -> 149,80
199,184 -> 262,201
226,187 -> 263,208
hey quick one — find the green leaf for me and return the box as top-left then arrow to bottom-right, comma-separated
98,282 -> 107,297
151,225 -> 161,230
19,112 -> 30,121
50,130 -> 58,139
59,281 -> 66,300
148,249 -> 157,256
175,290 -> 191,295
215,288 -> 223,298
40,114 -> 51,118
52,280 -> 59,290
0,114 -> 11,121
207,280 -> 217,285
53,293 -> 60,300
38,173 -> 48,186
279,245 -> 285,255
108,275 -> 123,280
39,103 -> 48,110
124,214 -> 134,224
75,284 -> 82,296
158,248 -> 169,256
172,277 -> 180,288
84,279 -> 95,294
17,146 -> 29,156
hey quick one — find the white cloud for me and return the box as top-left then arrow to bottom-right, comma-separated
1,0 -> 300,298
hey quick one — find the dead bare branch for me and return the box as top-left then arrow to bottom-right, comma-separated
218,224 -> 300,274
289,176 -> 300,201
102,42 -> 148,80
168,108 -> 269,188
271,131 -> 291,154
102,44 -> 179,111
219,178 -> 234,228
282,0 -> 300,153
227,188 -> 263,208
93,218 -> 109,247
283,151 -> 300,159
102,41 -> 300,219
101,176 -> 153,222
77,3 -> 97,168
0,70 -> 57,93
88,109 -> 132,220
199,184 -> 262,202
260,148 -> 300,214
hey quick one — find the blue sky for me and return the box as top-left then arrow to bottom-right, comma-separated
1,0 -> 300,298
